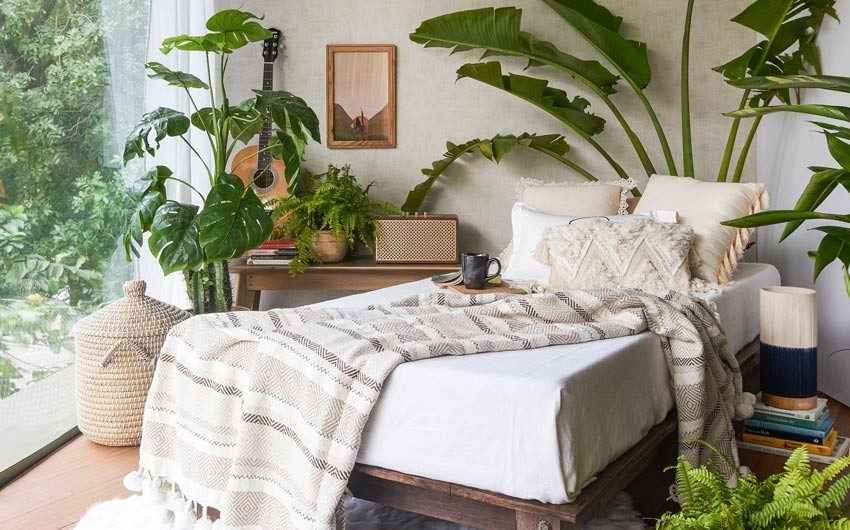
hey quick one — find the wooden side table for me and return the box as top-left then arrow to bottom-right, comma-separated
230,257 -> 460,310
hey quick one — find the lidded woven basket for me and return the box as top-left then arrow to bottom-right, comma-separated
73,280 -> 189,446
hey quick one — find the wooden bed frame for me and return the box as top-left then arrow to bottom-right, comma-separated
347,338 -> 761,530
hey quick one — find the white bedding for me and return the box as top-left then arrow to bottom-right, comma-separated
312,263 -> 780,504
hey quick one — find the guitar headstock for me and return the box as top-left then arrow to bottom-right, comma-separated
262,28 -> 282,63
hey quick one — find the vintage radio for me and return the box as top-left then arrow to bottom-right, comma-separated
374,214 -> 459,264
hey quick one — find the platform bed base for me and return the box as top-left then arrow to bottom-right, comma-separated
348,338 -> 761,530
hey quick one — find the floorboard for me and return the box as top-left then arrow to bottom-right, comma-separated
1,396 -> 847,529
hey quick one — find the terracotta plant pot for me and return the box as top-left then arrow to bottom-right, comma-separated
311,231 -> 348,262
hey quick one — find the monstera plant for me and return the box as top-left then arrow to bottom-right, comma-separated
123,10 -> 320,313
401,0 -> 836,212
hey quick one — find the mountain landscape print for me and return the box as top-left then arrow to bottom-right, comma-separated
327,45 -> 396,148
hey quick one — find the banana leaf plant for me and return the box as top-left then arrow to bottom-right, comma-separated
123,10 -> 320,313
404,0 -> 835,212
722,76 -> 850,298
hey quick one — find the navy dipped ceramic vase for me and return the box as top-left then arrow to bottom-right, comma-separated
760,286 -> 818,410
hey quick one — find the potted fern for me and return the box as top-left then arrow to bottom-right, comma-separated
273,164 -> 399,273
657,446 -> 850,529
122,10 -> 320,313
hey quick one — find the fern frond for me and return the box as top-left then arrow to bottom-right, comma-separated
819,474 -> 850,510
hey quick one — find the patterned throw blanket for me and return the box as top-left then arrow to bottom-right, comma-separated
135,289 -> 753,529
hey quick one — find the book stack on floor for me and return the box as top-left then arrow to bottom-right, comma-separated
739,394 -> 849,463
245,239 -> 297,266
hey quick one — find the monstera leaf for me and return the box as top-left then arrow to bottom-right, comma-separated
146,62 -> 209,90
253,90 -> 321,144
253,90 -> 321,193
124,107 -> 190,163
402,133 -> 579,213
191,100 -> 263,144
409,7 -> 619,94
148,201 -> 204,275
456,62 -> 605,137
541,0 -> 651,89
160,10 -> 271,54
197,173 -> 272,261
123,166 -> 174,259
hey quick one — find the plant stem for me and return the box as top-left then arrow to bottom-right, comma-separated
178,135 -> 212,179
732,115 -> 762,183
532,147 -> 598,182
165,176 -> 205,200
681,0 -> 696,177
585,136 -> 633,183
231,143 -> 277,170
600,94 -> 656,176
212,260 -> 228,312
718,90 -> 751,181
635,88 -> 678,175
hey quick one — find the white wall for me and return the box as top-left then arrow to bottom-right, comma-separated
218,0 -> 751,253
756,1 -> 850,406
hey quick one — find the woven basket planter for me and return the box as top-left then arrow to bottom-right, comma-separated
73,280 -> 189,446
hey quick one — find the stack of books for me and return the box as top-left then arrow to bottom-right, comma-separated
739,394 -> 849,463
245,239 -> 297,266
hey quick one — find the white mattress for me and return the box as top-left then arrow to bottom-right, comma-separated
312,263 -> 780,503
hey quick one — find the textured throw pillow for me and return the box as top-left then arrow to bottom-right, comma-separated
500,178 -> 636,274
634,174 -> 767,285
516,178 -> 634,216
533,218 -> 694,292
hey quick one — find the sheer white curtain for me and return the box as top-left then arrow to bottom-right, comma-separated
138,0 -> 216,308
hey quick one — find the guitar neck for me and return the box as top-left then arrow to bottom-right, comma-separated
258,62 -> 275,168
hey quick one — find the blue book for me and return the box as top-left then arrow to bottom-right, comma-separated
745,416 -> 835,444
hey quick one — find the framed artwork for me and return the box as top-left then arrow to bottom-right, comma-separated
326,44 -> 396,149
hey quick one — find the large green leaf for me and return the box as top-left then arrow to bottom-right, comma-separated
268,130 -> 307,194
725,104 -> 850,122
811,226 -> 850,281
123,107 -> 190,164
729,74 -> 850,93
197,173 -> 272,261
124,191 -> 165,260
402,133 -> 574,213
732,0 -> 794,38
541,0 -> 650,89
456,62 -> 605,137
723,210 -> 850,228
826,133 -> 850,172
409,7 -> 619,94
779,168 -> 850,240
253,90 -> 321,143
148,201 -> 204,275
191,101 -> 264,144
145,62 -> 209,90
813,121 -> 850,141
161,9 -> 271,54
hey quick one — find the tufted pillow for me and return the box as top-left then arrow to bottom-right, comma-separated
533,218 -> 694,292
634,175 -> 767,285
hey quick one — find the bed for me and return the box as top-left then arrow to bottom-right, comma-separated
308,263 -> 779,529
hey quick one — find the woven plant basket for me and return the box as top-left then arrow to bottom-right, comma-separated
73,280 -> 189,446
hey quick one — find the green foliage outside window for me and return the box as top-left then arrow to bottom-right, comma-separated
0,0 -> 148,396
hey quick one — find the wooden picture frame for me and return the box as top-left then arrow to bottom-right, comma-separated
326,44 -> 396,148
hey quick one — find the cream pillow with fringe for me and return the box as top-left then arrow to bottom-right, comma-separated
534,218 -> 694,292
633,175 -> 767,285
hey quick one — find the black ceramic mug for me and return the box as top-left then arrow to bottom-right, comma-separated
462,253 -> 501,290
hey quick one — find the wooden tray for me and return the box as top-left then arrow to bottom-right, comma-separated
445,283 -> 526,295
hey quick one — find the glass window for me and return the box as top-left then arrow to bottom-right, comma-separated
0,0 -> 149,479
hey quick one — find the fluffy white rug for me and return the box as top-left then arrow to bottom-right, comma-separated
76,492 -> 648,529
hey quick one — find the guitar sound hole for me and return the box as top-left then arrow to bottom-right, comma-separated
253,169 -> 275,191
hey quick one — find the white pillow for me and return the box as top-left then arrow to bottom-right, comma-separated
633,175 -> 768,284
502,203 -> 672,286
515,178 -> 634,216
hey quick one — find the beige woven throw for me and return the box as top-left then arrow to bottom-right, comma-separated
134,289 -> 754,529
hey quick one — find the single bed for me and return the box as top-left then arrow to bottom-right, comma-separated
311,263 -> 779,528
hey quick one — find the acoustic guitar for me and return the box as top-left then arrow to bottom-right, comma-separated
232,28 -> 287,201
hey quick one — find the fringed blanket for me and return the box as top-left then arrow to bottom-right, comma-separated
135,289 -> 754,529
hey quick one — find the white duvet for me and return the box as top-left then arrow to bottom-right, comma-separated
311,263 -> 780,503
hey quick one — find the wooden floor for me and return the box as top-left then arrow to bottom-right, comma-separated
1,395 -> 848,530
